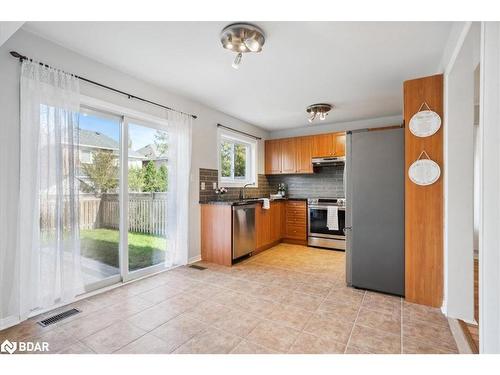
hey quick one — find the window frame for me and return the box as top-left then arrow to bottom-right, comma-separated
217,128 -> 258,188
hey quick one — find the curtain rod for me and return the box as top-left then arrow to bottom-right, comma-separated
217,123 -> 262,140
10,51 -> 198,120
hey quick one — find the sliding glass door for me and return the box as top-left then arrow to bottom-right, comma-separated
76,107 -> 122,290
74,107 -> 169,291
125,121 -> 168,279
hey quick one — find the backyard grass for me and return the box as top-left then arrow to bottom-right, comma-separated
80,228 -> 166,271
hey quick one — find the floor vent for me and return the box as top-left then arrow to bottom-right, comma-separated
38,308 -> 81,327
189,264 -> 207,270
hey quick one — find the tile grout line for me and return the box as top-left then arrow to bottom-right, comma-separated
55,280 -> 200,352
285,282 -> 337,353
13,246 -> 356,353
343,290 -> 366,354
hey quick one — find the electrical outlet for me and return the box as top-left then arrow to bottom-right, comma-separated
201,182 -> 205,190
213,182 -> 217,189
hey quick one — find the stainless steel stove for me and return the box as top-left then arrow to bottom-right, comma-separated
307,198 -> 346,250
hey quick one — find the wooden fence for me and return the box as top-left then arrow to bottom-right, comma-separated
40,193 -> 168,236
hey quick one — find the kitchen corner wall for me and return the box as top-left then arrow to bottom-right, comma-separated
199,165 -> 345,201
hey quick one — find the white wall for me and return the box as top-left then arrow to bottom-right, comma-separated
480,21 -> 500,354
0,22 -> 24,47
0,29 -> 269,323
443,22 -> 479,321
268,115 -> 402,139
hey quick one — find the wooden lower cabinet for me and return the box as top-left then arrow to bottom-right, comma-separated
200,204 -> 232,266
255,203 -> 271,249
256,201 -> 284,251
270,201 -> 283,243
284,200 -> 307,241
201,200 -> 308,266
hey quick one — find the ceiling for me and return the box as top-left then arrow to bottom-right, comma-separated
23,22 -> 453,131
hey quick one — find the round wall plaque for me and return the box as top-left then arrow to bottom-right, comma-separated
409,109 -> 442,137
408,158 -> 441,186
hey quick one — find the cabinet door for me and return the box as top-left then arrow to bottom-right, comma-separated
265,140 -> 281,174
280,201 -> 286,239
256,205 -> 271,248
312,133 -> 335,157
333,133 -> 346,157
296,136 -> 313,173
270,202 -> 283,243
281,138 -> 297,174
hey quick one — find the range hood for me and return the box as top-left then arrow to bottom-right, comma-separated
312,156 -> 346,167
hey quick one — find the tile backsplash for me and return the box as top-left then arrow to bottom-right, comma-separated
199,169 -> 272,202
266,165 -> 345,198
199,165 -> 345,202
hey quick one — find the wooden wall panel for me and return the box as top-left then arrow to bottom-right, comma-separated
404,74 -> 444,307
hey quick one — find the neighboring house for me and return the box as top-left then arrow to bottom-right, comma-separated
78,129 -> 145,168
77,129 -> 146,189
136,143 -> 168,167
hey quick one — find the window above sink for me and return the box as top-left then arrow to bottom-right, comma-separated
218,128 -> 257,188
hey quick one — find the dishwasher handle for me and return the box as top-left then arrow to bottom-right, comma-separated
232,203 -> 258,210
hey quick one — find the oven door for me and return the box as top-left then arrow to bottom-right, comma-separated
308,205 -> 346,239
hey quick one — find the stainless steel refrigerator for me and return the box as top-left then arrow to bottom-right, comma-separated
345,128 -> 405,296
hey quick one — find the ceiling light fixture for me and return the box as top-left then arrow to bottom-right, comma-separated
306,103 -> 333,124
221,23 -> 265,69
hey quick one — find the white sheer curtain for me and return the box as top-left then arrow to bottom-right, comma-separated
17,60 -> 83,320
165,110 -> 192,267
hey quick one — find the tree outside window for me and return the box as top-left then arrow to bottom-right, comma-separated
219,134 -> 255,186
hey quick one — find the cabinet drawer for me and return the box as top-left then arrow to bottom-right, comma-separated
286,210 -> 306,219
285,224 -> 306,240
286,201 -> 306,207
286,216 -> 306,225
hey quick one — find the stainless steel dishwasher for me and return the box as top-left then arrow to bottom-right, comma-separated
232,203 -> 256,260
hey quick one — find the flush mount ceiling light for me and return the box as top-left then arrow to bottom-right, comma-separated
306,103 -> 334,123
220,23 -> 265,69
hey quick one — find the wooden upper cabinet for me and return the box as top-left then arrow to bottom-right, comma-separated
280,138 -> 297,174
312,133 -> 335,157
265,139 -> 281,174
265,132 -> 345,175
295,136 -> 313,173
333,133 -> 346,157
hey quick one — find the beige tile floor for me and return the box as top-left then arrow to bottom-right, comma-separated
0,244 -> 458,354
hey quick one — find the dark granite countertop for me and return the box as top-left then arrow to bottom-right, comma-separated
199,197 -> 308,205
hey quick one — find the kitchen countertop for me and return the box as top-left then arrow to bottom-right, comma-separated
199,197 -> 308,205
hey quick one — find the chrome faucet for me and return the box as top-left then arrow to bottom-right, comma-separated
240,182 -> 255,200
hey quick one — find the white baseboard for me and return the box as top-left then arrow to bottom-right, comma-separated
448,318 -> 474,354
188,255 -> 202,264
0,315 -> 21,331
441,299 -> 448,316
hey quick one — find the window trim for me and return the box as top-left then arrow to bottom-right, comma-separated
217,128 -> 258,188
